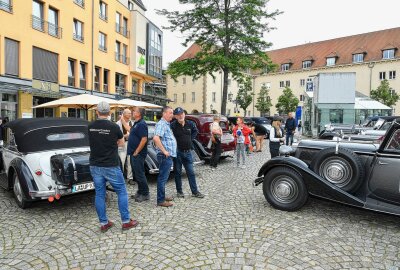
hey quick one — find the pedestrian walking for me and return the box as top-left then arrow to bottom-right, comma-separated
116,109 -> 134,183
285,112 -> 297,146
88,101 -> 138,232
153,106 -> 177,207
269,116 -> 285,158
233,117 -> 252,168
127,107 -> 149,203
171,107 -> 205,199
209,115 -> 223,170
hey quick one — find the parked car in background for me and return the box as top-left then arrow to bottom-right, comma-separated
0,118 -> 93,208
186,114 -> 235,160
254,118 -> 400,216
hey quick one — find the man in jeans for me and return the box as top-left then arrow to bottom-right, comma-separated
285,112 -> 297,146
153,106 -> 177,207
171,107 -> 204,199
127,107 -> 149,202
88,101 -> 138,232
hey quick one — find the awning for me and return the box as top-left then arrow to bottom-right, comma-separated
355,98 -> 392,110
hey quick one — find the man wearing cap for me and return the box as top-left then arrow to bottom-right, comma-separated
88,101 -> 138,232
171,107 -> 205,199
153,106 -> 177,207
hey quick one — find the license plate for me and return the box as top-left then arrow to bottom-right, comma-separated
72,182 -> 94,193
222,150 -> 234,157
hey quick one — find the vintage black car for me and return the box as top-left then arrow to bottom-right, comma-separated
0,118 -> 93,208
254,119 -> 400,215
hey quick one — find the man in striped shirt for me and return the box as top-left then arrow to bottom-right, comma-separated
153,106 -> 177,207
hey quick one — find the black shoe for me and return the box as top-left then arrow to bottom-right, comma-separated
176,192 -> 185,198
135,194 -> 150,202
192,192 -> 205,198
131,191 -> 140,199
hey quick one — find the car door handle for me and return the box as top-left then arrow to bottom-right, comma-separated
378,161 -> 388,165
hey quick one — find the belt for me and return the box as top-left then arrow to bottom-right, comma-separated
178,149 -> 192,153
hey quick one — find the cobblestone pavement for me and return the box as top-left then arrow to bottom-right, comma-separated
1,144 -> 400,270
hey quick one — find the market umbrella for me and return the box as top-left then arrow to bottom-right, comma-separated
115,98 -> 162,109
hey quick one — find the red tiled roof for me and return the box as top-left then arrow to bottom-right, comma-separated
266,27 -> 400,71
175,28 -> 400,71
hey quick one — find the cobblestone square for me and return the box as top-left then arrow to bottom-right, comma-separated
1,145 -> 399,269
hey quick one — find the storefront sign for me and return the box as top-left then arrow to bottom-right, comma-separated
32,80 -> 60,92
22,112 -> 33,118
137,46 -> 146,70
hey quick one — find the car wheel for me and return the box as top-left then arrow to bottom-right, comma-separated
263,167 -> 308,211
310,147 -> 363,193
13,173 -> 31,209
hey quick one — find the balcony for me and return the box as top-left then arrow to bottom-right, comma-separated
68,76 -> 75,87
73,33 -> 84,42
0,0 -> 12,12
99,12 -> 107,21
79,79 -> 86,89
31,15 -> 63,38
98,45 -> 107,52
115,53 -> 129,65
116,24 -> 129,38
74,0 -> 84,8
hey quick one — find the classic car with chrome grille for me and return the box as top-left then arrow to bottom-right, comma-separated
254,119 -> 400,215
0,118 -> 93,208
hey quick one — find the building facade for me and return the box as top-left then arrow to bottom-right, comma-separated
167,27 -> 400,118
0,0 -> 165,120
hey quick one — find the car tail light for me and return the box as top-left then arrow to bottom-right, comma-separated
35,170 -> 42,176
55,194 -> 61,200
48,196 -> 54,202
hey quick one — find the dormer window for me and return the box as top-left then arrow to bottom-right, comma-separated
281,63 -> 290,71
383,49 -> 395,59
302,60 -> 312,69
352,53 -> 364,63
326,57 -> 336,66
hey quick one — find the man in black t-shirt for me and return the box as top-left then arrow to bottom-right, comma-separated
88,101 -> 138,232
250,122 -> 268,152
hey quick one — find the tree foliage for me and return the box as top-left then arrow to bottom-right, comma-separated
275,87 -> 299,115
236,77 -> 253,116
370,79 -> 399,107
157,0 -> 281,115
255,84 -> 272,116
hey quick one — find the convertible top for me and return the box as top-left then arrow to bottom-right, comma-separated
4,118 -> 90,153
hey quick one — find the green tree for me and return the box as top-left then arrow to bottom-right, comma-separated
370,79 -> 399,107
255,84 -> 272,116
157,0 -> 281,115
236,77 -> 253,116
275,87 -> 299,115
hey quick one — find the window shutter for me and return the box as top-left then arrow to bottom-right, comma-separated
5,38 -> 19,76
33,47 -> 58,82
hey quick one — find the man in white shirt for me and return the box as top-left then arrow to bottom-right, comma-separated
116,108 -> 133,182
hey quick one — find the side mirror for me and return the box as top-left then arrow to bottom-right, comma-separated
279,145 -> 294,156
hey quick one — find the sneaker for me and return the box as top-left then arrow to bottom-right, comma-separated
100,221 -> 114,232
176,192 -> 185,198
122,219 -> 139,230
192,192 -> 205,198
135,194 -> 150,202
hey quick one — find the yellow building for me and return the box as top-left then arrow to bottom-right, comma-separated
0,0 -> 165,120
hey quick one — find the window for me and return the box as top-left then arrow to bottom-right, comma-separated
265,82 -> 271,90
32,47 -> 58,83
212,92 -> 216,102
389,88 -> 396,96
352,53 -> 364,63
228,79 -> 231,86
48,7 -> 59,37
98,32 -> 107,51
115,12 -> 121,33
5,38 -> 19,77
94,66 -> 100,91
182,77 -> 186,84
32,0 -> 44,31
389,71 -> 396,80
285,80 -> 290,87
281,63 -> 290,71
191,92 -> 195,102
103,69 -> 109,92
329,109 -> 343,123
68,58 -> 75,86
383,49 -> 395,59
213,77 -> 216,84
115,73 -> 126,93
300,94 -> 304,101
47,132 -> 85,141
128,1 -> 134,10
279,81 -> 284,88
122,44 -> 128,64
379,72 -> 386,80
115,41 -> 120,61
99,1 -> 107,21
79,62 -> 86,89
122,17 -> 128,37
1,0 -> 12,12
74,0 -> 84,8
300,79 -> 305,87
73,19 -> 83,42
182,93 -> 186,103
147,25 -> 163,78
173,94 -> 177,103
302,61 -> 312,69
326,57 -> 336,66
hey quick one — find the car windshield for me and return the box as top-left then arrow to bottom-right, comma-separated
373,119 -> 385,130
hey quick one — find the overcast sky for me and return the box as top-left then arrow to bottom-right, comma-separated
144,0 -> 400,68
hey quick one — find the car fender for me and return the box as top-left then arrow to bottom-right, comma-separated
9,158 -> 38,200
193,139 -> 211,158
257,156 -> 364,207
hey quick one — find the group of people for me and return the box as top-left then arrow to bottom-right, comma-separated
88,102 -> 204,232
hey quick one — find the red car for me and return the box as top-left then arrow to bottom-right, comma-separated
186,114 -> 235,160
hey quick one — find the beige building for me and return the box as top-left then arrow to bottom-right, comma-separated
167,27 -> 400,117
